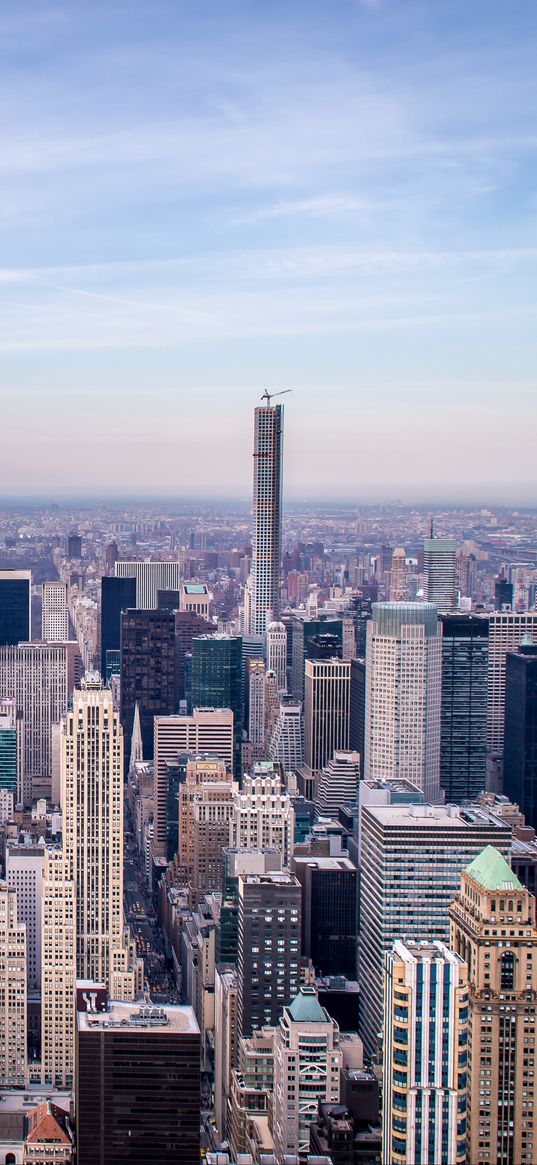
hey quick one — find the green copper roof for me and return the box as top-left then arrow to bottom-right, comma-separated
288,988 -> 327,1024
465,846 -> 523,892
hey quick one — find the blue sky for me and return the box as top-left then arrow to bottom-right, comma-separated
1,0 -> 536,499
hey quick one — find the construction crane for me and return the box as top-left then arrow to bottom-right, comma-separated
260,389 -> 292,407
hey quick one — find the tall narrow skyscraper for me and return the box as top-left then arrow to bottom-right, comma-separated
42,581 -> 69,641
0,569 -> 31,645
424,537 -> 458,611
250,399 -> 284,635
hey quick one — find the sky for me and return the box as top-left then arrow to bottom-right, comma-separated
0,0 -> 536,500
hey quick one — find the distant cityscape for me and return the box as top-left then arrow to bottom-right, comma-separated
0,394 -> 535,1165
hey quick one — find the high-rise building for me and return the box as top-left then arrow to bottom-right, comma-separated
382,940 -> 468,1165
358,799 -> 512,1059
304,658 -> 351,773
423,537 -> 458,611
40,851 -> 76,1088
364,603 -> 442,800
76,999 -> 201,1165
0,884 -> 27,1087
6,837 -> 45,992
450,847 -> 537,1165
100,574 -> 136,679
174,608 -> 216,700
267,694 -> 303,771
245,657 -> 266,760
237,871 -> 301,1037
250,400 -> 284,635
180,582 -> 212,618
153,709 -> 234,859
504,643 -> 537,830
230,770 -> 294,867
266,620 -> 287,692
67,532 -> 82,559
292,851 -> 357,978
314,749 -> 360,817
272,987 -> 342,1159
291,616 -> 343,703
177,756 -> 235,902
0,696 -> 20,798
0,643 -> 69,805
62,681 -> 140,996
487,610 -> 537,757
214,966 -> 238,1138
120,609 -> 177,766
349,657 -> 365,769
0,569 -> 31,645
42,581 -> 69,641
440,612 -> 489,802
389,547 -> 408,602
115,560 -> 182,608
191,635 -> 243,780
495,575 -> 514,610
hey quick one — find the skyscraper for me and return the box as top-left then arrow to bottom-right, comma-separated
358,799 -> 512,1059
153,709 -> 234,859
364,602 -> 442,800
389,547 -> 408,602
304,658 -> 351,772
266,620 -> 287,692
76,999 -> 201,1165
440,612 -> 489,802
41,850 -> 76,1088
0,884 -> 27,1087
267,694 -> 304,770
450,847 -> 537,1165
0,697 -> 19,798
245,656 -> 266,760
100,574 -> 136,679
423,537 -> 458,611
120,608 -> 177,766
237,871 -> 301,1037
291,850 -> 357,978
487,610 -> 537,757
230,770 -> 295,867
62,680 -> 140,996
0,643 -> 69,805
504,643 -> 537,829
191,634 -> 243,780
0,568 -> 31,645
382,940 -> 468,1165
272,987 -> 342,1159
42,581 -> 69,641
250,400 -> 284,635
115,560 -> 182,608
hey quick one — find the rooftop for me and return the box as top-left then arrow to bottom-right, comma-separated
465,846 -> 524,892
288,987 -> 329,1024
77,1001 -> 199,1034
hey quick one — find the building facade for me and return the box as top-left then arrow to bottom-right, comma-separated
272,987 -> 342,1158
423,537 -> 458,611
487,610 -> 537,758
304,658 -> 351,773
440,612 -> 489,802
0,643 -> 69,805
191,635 -> 243,780
120,608 -> 177,766
504,644 -> 537,830
0,569 -> 31,646
42,582 -> 69,642
237,872 -> 301,1038
250,402 -> 284,636
0,884 -> 27,1087
115,560 -> 182,609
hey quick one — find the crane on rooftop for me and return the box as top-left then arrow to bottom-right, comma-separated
260,389 -> 292,407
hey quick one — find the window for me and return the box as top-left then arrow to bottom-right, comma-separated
501,951 -> 516,990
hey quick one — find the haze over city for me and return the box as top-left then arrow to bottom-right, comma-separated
1,0 -> 536,499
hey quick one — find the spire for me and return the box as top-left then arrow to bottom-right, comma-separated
129,702 -> 144,770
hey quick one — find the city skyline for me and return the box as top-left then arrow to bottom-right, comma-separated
1,0 -> 536,499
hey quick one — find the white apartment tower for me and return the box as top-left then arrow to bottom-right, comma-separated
6,837 -> 45,991
266,620 -> 287,692
250,401 -> 284,636
314,750 -> 360,818
268,695 -> 303,771
0,883 -> 27,1087
272,986 -> 342,1158
383,940 -> 468,1165
364,603 -> 442,800
40,850 -> 76,1087
42,581 -> 69,641
61,680 -> 139,995
487,610 -> 537,757
230,771 -> 295,867
424,537 -> 458,612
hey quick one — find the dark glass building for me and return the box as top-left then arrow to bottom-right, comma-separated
120,609 -> 177,766
67,532 -> 82,558
440,613 -> 489,802
291,616 -> 343,703
504,645 -> 537,830
191,635 -> 242,780
349,658 -> 366,771
0,570 -> 31,646
495,577 -> 514,610
292,854 -> 357,979
174,609 -> 216,701
76,999 -> 201,1165
100,575 -> 136,679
